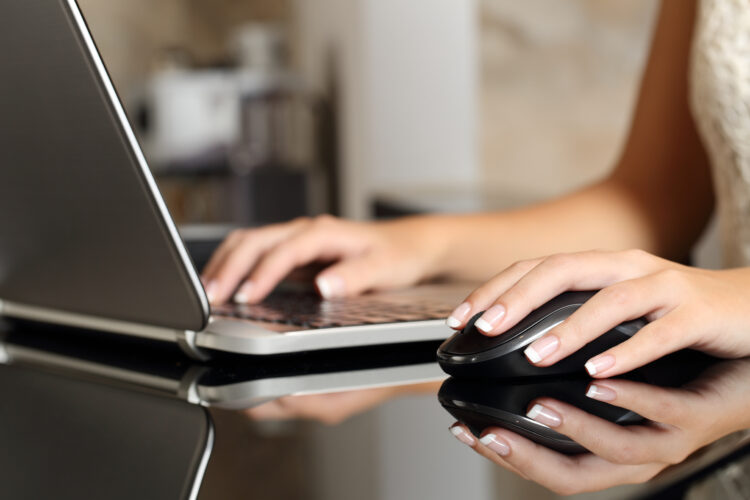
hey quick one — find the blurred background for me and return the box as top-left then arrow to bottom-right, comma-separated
77,1 -> 660,499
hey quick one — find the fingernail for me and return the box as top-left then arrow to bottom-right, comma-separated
524,335 -> 560,364
475,304 -> 506,333
233,281 -> 254,303
585,383 -> 617,402
446,302 -> 471,329
585,354 -> 615,376
205,281 -> 218,304
479,433 -> 510,456
316,275 -> 344,299
527,403 -> 562,428
450,425 -> 475,446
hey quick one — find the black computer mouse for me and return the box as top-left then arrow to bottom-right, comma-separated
439,376 -> 643,454
437,291 -> 647,379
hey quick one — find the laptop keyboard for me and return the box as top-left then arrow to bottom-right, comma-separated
210,291 -> 454,328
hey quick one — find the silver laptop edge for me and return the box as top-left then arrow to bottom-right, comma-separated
64,0 -> 210,318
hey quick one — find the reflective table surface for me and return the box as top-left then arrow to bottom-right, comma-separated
1,321 -> 748,500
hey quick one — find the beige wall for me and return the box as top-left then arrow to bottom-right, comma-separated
479,0 -> 658,199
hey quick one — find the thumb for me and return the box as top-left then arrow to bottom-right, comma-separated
315,255 -> 385,299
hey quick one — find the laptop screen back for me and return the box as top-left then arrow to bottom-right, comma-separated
0,1 -> 208,331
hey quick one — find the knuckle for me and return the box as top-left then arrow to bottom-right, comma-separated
227,228 -> 247,242
623,248 -> 650,262
544,252 -> 575,269
291,216 -> 312,226
313,214 -> 336,226
508,259 -> 537,274
599,283 -> 633,307
611,443 -> 641,465
654,268 -> 686,286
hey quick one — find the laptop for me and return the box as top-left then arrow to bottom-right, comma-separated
0,0 -> 472,359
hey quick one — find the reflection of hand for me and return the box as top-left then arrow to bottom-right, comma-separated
446,249 -> 750,377
246,381 -> 440,425
201,215 -> 445,305
449,359 -> 750,495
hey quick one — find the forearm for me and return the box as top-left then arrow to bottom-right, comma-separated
416,178 -> 660,281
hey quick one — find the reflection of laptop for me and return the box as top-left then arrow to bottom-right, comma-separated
0,325 -> 445,410
0,1 -> 471,359
0,361 -> 212,500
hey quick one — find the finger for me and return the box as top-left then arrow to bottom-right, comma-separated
584,310 -> 695,378
204,220 -> 309,304
201,230 -> 244,282
315,255 -> 389,298
585,379 -> 695,427
244,225 -> 366,303
446,258 -> 543,330
524,276 -> 672,367
481,427 -> 662,495
525,398 -> 677,465
474,250 -> 653,336
209,229 -> 301,304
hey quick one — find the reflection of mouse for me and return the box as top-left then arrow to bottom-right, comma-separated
439,351 -> 719,454
437,291 -> 647,379
438,376 -> 643,454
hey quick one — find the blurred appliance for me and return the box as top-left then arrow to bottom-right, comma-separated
136,68 -> 240,167
132,24 -> 327,226
136,68 -> 240,168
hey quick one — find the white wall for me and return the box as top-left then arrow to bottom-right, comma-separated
293,0 -> 479,219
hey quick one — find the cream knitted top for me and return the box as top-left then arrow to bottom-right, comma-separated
690,0 -> 750,267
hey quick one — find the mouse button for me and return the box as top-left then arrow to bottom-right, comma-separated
439,312 -> 493,355
502,304 -> 582,350
441,304 -> 581,358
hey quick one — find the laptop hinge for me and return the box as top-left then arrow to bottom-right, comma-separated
177,330 -> 211,361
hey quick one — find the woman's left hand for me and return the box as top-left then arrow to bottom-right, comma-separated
449,359 -> 750,495
446,249 -> 750,378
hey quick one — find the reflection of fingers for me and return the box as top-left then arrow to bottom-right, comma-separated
244,400 -> 287,421
450,258 -> 543,330
585,379 -> 694,428
449,423 -> 527,478
585,311 -> 694,378
527,276 -> 665,367
482,427 -> 661,495
526,398 -> 674,465
477,250 -> 650,336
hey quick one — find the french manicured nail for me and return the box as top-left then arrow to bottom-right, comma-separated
205,281 -> 218,304
450,425 -> 476,446
316,275 -> 344,299
233,281 -> 254,303
527,403 -> 562,428
524,335 -> 560,364
446,302 -> 471,328
475,304 -> 506,333
479,433 -> 510,456
585,354 -> 615,376
586,383 -> 617,402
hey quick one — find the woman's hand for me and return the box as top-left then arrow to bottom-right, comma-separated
201,215 -> 447,305
445,249 -> 750,378
448,359 -> 750,495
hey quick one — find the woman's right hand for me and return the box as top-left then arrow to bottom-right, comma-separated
200,215 -> 446,305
